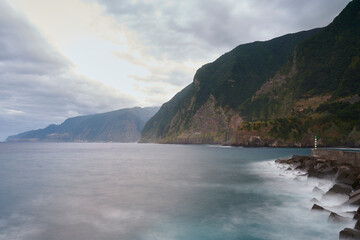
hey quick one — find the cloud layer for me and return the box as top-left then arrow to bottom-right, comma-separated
0,1 -> 136,140
93,0 -> 350,60
0,0 -> 351,140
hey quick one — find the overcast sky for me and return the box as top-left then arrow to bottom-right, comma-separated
0,0 -> 351,141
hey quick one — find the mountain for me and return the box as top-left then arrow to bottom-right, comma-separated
141,0 -> 360,147
7,107 -> 159,142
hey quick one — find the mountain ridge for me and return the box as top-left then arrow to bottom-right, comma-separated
7,107 -> 159,142
141,0 -> 360,147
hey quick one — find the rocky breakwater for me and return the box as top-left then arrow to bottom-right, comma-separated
276,153 -> 360,239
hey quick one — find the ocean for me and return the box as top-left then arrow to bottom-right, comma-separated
0,143 -> 355,240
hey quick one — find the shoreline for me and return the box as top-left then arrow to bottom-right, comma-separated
276,150 -> 360,239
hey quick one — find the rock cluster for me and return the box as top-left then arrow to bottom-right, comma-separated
276,155 -> 360,239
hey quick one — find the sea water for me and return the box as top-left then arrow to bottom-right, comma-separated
0,143 -> 355,240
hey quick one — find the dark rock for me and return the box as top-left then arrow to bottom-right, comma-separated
336,167 -> 359,185
304,159 -> 316,169
354,213 -> 360,220
308,167 -> 336,179
308,169 -> 320,178
340,228 -> 360,239
350,189 -> 360,199
275,158 -> 286,164
311,204 -> 330,212
286,167 -> 292,171
291,155 -> 304,163
326,183 -> 353,195
328,212 -> 352,223
314,163 -> 325,170
352,179 -> 360,191
293,162 -> 302,169
349,194 -> 360,205
356,219 -> 360,230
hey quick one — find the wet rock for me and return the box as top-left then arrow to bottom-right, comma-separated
353,208 -> 360,220
308,167 -> 336,179
356,219 -> 360,230
275,158 -> 287,164
314,162 -> 325,170
311,204 -> 330,212
308,169 -> 320,178
339,228 -> 360,239
326,183 -> 353,195
291,155 -> 304,163
350,189 -> 360,199
328,212 -> 352,223
293,162 -> 302,169
349,194 -> 360,205
336,167 -> 359,185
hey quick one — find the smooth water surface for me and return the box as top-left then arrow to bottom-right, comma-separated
0,143 -> 353,240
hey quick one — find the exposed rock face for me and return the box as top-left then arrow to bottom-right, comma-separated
175,95 -> 230,144
143,95 -> 243,144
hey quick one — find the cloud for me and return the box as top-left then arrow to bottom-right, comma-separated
91,0 -> 350,61
85,0 -> 350,105
0,0 -> 351,140
0,1 -> 137,141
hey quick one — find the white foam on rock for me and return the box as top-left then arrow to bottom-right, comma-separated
249,159 -> 358,239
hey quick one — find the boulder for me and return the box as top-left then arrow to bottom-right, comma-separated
350,189 -> 360,199
304,159 -> 316,169
336,167 -> 359,185
308,169 -> 321,178
311,204 -> 330,212
293,162 -> 302,169
328,212 -> 352,223
340,228 -> 360,239
356,219 -> 360,230
275,158 -> 287,164
308,167 -> 336,179
291,155 -> 305,163
326,184 -> 353,195
349,194 -> 360,205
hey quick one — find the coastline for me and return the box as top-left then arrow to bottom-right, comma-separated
275,149 -> 360,239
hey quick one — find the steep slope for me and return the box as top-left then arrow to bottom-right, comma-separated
7,107 -> 159,142
142,0 -> 360,146
141,29 -> 322,143
239,0 -> 360,147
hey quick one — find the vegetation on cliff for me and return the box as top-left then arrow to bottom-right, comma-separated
142,0 -> 360,147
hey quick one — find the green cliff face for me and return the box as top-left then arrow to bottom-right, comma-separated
7,107 -> 159,142
141,29 -> 322,143
142,0 -> 360,147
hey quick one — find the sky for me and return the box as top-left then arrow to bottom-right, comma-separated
0,0 -> 351,141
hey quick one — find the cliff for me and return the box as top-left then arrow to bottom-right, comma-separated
7,107 -> 159,142
141,0 -> 360,147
